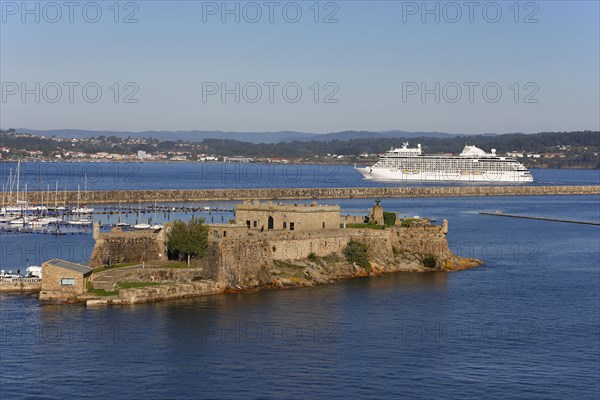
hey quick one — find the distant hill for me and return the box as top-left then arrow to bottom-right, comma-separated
3,129 -> 598,169
14,128 -> 482,144
307,130 -> 461,141
14,129 -> 313,143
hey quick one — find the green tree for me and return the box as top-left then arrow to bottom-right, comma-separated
343,240 -> 371,274
383,212 -> 397,227
166,218 -> 209,267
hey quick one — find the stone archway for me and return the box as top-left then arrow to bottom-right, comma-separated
268,216 -> 274,230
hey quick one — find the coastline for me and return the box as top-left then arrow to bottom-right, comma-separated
1,159 -> 598,170
83,255 -> 482,306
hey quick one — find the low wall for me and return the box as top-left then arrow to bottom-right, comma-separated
0,279 -> 42,292
21,185 -> 600,205
118,281 -> 222,304
94,267 -> 205,291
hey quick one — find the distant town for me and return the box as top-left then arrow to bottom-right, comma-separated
0,129 -> 598,169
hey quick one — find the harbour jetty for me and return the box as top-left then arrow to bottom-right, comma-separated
480,211 -> 600,226
20,185 -> 600,205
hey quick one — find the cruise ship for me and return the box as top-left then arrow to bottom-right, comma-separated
355,143 -> 533,182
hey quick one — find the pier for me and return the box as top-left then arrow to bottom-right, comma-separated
479,211 -> 600,226
17,185 -> 600,205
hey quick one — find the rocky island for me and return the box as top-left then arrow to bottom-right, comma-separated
36,200 -> 481,305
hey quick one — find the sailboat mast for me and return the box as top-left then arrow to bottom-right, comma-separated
8,169 -> 13,206
15,160 -> 20,204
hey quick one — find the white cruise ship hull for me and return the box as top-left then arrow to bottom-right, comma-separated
356,167 -> 533,183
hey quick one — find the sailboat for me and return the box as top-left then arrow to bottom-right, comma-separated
69,182 -> 93,226
150,202 -> 163,230
68,217 -> 92,226
47,181 -> 63,212
30,184 -> 59,226
31,185 -> 48,213
31,216 -> 60,227
116,201 -> 130,227
132,201 -> 151,229
9,216 -> 32,226
3,161 -> 35,214
71,175 -> 94,214
0,181 -> 12,222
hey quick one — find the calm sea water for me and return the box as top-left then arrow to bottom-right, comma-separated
0,168 -> 599,399
0,161 -> 599,191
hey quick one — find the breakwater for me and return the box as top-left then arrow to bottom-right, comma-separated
22,185 -> 600,205
480,211 -> 600,226
0,278 -> 42,292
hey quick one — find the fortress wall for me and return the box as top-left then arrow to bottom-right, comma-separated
269,229 -> 389,261
88,230 -> 167,268
394,226 -> 455,260
271,235 -> 351,260
215,237 -> 274,287
21,185 -> 600,205
209,226 -> 452,286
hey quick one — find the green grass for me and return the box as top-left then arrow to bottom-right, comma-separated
346,223 -> 385,230
321,254 -> 342,263
158,261 -> 188,268
93,262 -> 138,273
273,260 -> 306,278
93,260 -> 188,273
273,260 -> 304,270
401,218 -> 420,227
86,281 -> 164,296
86,282 -> 119,296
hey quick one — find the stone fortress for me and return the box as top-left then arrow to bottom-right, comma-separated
236,200 -> 341,232
67,199 -> 479,304
202,200 -> 471,288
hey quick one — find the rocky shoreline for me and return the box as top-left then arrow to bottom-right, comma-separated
80,245 -> 481,306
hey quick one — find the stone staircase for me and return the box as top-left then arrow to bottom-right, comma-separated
93,266 -> 141,290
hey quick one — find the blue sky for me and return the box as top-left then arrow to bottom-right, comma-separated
1,0 -> 598,134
